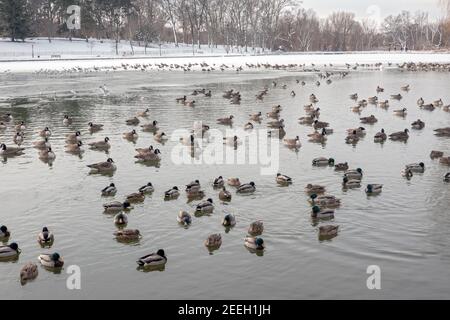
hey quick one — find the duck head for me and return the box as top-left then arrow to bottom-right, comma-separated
51,253 -> 60,261
157,249 -> 166,258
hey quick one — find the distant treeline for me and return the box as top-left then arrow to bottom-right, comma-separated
1,0 -> 450,52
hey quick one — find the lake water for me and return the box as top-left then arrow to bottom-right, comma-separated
0,67 -> 449,299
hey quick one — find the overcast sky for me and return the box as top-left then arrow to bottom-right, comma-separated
301,0 -> 444,20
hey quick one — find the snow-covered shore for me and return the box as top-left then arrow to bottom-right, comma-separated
1,38 -> 450,73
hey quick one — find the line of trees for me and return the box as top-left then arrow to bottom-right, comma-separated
1,0 -> 450,52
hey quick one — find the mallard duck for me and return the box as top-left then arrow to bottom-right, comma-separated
177,211 -> 192,225
248,221 -> 264,236
0,225 -> 10,238
0,143 -> 25,157
186,180 -> 201,192
311,206 -> 335,219
38,253 -> 64,268
412,120 -> 425,130
308,131 -> 327,143
176,96 -> 187,103
312,157 -> 335,166
87,158 -> 116,173
244,122 -> 254,130
141,121 -> 159,132
345,168 -> 363,180
137,108 -> 150,117
345,131 -> 360,145
349,93 -> 358,100
360,115 -> 378,124
1,113 -> 13,122
137,250 -> 167,267
195,199 -> 214,214
430,151 -> 444,159
374,129 -> 387,143
154,132 -> 168,142
65,141 -> 83,154
391,94 -> 403,100
417,97 -> 425,107
114,229 -> 141,242
88,137 -> 111,150
102,183 -> 117,196
126,192 -> 145,203
421,104 -> 435,111
123,129 -> 138,141
114,212 -> 128,226
213,176 -> 224,188
401,85 -> 410,92
393,108 -> 407,116
309,194 -> 341,207
126,117 -> 140,126
217,115 -> 234,125
352,105 -> 363,113
13,132 -> 24,145
389,129 -> 409,141
376,86 -> 384,93
135,149 -> 161,162
0,243 -> 20,259
342,177 -> 361,188
20,262 -> 38,284
313,120 -> 329,130
378,100 -> 389,108
237,182 -> 256,194
406,163 -> 425,173
204,234 -> 222,249
249,112 -> 263,121
227,178 -> 241,187
283,136 -> 301,148
266,110 -> 280,119
299,115 -> 315,125
39,127 -> 52,138
276,173 -> 292,184
88,122 -> 104,132
139,183 -> 154,194
402,168 -> 414,179
305,184 -> 325,194
223,136 -> 241,146
66,131 -> 81,143
222,214 -> 236,227
15,121 -> 26,131
433,99 -> 444,107
319,226 -> 339,238
434,127 -> 450,136
180,135 -> 196,147
366,184 -> 383,195
39,147 -> 56,160
219,187 -> 232,202
440,157 -> 450,165
245,237 -> 265,251
38,227 -> 54,246
267,119 -> 284,128
164,186 -> 180,199
184,100 -> 196,107
335,162 -> 349,171
63,115 -> 72,125
103,201 -> 131,214
444,173 -> 450,182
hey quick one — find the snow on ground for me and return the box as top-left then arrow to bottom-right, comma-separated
1,38 -> 450,73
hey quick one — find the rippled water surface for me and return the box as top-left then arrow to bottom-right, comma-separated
0,68 -> 449,299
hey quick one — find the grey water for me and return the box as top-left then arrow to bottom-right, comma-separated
0,68 -> 449,299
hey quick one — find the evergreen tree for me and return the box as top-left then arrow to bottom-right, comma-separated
0,0 -> 30,41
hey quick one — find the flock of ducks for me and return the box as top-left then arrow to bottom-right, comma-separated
1,61 -> 450,285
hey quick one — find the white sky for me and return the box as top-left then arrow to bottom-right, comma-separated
301,0 -> 445,20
